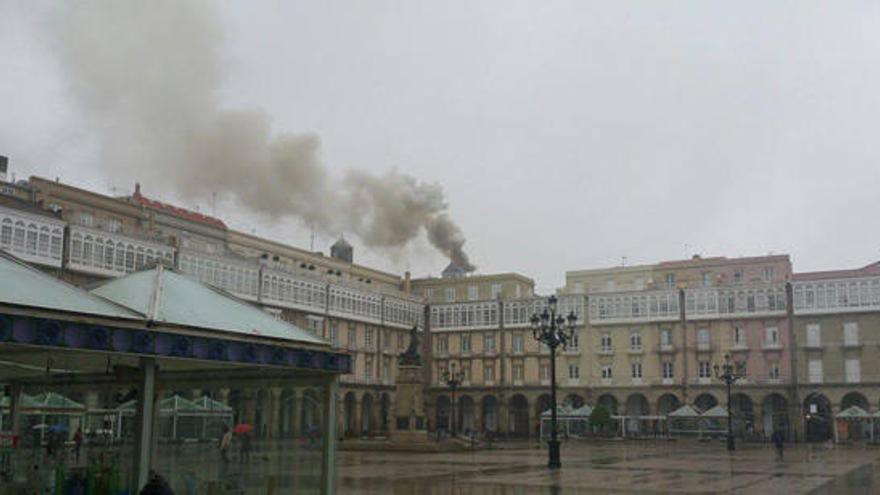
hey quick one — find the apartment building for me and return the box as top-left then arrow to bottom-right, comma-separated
4,176 -> 423,439
4,173 -> 880,444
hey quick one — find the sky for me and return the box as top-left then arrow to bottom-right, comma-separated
1,1 -> 879,293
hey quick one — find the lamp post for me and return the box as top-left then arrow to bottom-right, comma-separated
530,295 -> 577,469
714,353 -> 746,451
441,362 -> 464,437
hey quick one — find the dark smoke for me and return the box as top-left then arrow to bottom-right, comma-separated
53,0 -> 475,271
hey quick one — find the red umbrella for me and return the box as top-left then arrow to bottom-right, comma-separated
233,423 -> 253,434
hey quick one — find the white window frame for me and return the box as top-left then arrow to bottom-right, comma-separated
765,326 -> 779,346
601,366 -> 612,379
806,323 -> 821,347
845,359 -> 860,383
630,332 -> 642,351
491,283 -> 502,298
460,335 -> 471,353
445,287 -> 455,302
631,362 -> 642,378
601,334 -> 612,352
808,360 -> 823,384
468,285 -> 478,301
844,322 -> 859,347
698,361 -> 711,378
662,362 -> 674,379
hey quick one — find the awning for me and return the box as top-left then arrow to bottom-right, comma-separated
836,406 -> 871,419
668,404 -> 702,418
701,405 -> 729,418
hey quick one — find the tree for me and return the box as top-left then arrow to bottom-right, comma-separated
590,404 -> 611,432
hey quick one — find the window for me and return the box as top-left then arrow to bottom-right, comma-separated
0,220 -> 11,247
808,360 -> 823,383
512,334 -> 524,353
491,283 -> 502,298
365,327 -> 374,348
540,363 -> 550,381
631,362 -> 642,378
484,363 -> 495,382
734,327 -> 744,346
600,334 -> 612,352
80,212 -> 94,227
845,359 -> 860,383
364,356 -> 373,378
630,333 -> 642,351
662,362 -> 674,379
307,316 -> 323,335
734,270 -> 743,284
461,362 -> 471,382
698,361 -> 711,378
567,333 -> 579,350
348,328 -> 357,348
605,279 -> 615,292
461,335 -> 471,353
765,326 -> 779,346
425,287 -> 434,300
329,321 -> 338,345
660,329 -> 672,346
108,218 -> 122,233
702,273 -> 712,287
844,322 -> 859,346
397,333 -> 405,350
635,277 -> 645,290
468,285 -> 478,301
437,335 -> 449,353
484,333 -> 496,352
665,273 -> 676,289
573,282 -> 584,294
769,362 -> 780,380
697,328 -> 710,347
515,285 -> 522,298
601,366 -> 612,379
514,363 -> 524,381
763,267 -> 774,281
446,287 -> 455,302
806,323 -> 821,347
568,364 -> 579,379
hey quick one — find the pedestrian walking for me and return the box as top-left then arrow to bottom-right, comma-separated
239,432 -> 252,464
219,427 -> 232,464
73,426 -> 83,462
771,428 -> 784,460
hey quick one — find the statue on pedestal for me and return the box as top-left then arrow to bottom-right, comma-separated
398,325 -> 422,366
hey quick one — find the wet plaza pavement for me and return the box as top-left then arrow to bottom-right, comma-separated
337,440 -> 880,494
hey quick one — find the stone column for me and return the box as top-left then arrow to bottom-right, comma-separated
242,391 -> 257,425
268,388 -> 282,438
354,399 -> 363,436
292,389 -> 303,437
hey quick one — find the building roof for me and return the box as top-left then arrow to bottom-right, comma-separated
793,261 -> 880,281
131,183 -> 227,229
90,265 -> 325,345
0,250 -> 141,320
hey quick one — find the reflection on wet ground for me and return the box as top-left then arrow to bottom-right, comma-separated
337,440 -> 879,494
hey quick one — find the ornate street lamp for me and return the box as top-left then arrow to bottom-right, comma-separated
714,353 -> 746,451
441,362 -> 464,437
530,295 -> 577,469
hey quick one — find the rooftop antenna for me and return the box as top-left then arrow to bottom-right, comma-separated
309,223 -> 316,252
621,255 -> 628,267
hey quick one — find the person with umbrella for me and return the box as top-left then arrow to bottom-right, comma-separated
234,424 -> 253,464
219,426 -> 232,464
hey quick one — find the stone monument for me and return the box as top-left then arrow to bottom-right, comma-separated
391,325 -> 430,444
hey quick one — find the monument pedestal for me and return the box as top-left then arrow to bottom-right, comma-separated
391,364 -> 430,444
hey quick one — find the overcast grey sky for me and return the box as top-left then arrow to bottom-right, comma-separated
1,1 -> 879,292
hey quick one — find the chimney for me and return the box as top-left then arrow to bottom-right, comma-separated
0,155 -> 7,183
403,271 -> 412,294
134,182 -> 142,197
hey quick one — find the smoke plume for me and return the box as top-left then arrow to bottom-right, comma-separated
54,0 -> 475,272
